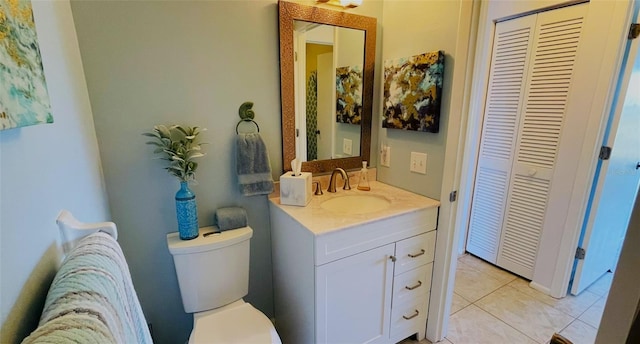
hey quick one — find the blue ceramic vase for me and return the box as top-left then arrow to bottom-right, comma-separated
175,181 -> 198,240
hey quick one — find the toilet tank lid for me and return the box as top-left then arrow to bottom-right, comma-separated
167,226 -> 253,255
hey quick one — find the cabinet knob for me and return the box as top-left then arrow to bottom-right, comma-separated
389,255 -> 397,262
402,309 -> 420,320
408,249 -> 425,258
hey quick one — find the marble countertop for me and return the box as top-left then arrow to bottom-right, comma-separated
269,181 -> 440,236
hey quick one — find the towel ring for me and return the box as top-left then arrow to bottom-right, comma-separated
236,101 -> 260,134
236,119 -> 260,134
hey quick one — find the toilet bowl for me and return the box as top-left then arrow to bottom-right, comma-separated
189,300 -> 281,344
167,226 -> 281,344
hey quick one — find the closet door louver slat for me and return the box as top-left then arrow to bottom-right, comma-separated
496,5 -> 586,278
465,15 -> 536,263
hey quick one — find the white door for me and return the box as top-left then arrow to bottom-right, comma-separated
465,14 -> 536,264
316,243 -> 394,344
466,4 -> 588,279
294,31 -> 307,161
570,27 -> 640,295
497,4 -> 588,279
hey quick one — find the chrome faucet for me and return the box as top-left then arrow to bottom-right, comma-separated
327,168 -> 351,193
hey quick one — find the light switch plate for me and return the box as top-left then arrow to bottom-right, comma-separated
343,138 -> 353,155
410,152 -> 427,174
380,145 -> 391,167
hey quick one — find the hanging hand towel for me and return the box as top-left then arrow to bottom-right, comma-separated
236,132 -> 274,196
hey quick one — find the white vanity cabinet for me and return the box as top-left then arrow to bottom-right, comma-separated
270,186 -> 439,344
316,243 -> 395,344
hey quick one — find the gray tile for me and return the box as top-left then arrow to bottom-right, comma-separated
446,304 -> 536,344
579,296 -> 607,328
450,292 -> 470,315
458,254 -> 517,285
560,319 -> 597,344
453,259 -> 510,303
475,286 -> 575,343
508,278 -> 600,317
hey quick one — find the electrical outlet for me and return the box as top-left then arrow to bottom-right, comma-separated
410,152 -> 427,174
380,145 -> 391,167
343,138 -> 352,155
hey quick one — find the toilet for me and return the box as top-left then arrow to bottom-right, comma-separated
167,226 -> 281,344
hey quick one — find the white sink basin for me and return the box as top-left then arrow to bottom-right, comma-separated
320,194 -> 391,215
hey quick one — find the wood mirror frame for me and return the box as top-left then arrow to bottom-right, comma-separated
278,0 -> 376,173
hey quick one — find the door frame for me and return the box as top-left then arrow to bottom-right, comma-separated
570,3 -> 640,294
430,0 -> 635,341
456,0 -> 632,297
541,0 -> 634,298
294,30 -> 307,161
425,0 -> 479,340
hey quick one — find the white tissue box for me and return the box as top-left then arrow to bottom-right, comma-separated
279,172 -> 312,206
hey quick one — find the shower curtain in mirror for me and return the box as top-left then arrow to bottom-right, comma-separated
306,71 -> 318,161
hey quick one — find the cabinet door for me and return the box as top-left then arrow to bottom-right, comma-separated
316,244 -> 395,344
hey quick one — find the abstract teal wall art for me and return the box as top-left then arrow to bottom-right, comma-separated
336,65 -> 363,125
383,51 -> 444,133
0,0 -> 53,130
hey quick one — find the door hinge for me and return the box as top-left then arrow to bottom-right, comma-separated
575,247 -> 586,260
599,146 -> 612,160
629,23 -> 640,40
295,128 -> 299,137
449,190 -> 457,202
295,51 -> 298,61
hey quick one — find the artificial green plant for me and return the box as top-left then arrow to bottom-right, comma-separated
143,125 -> 206,182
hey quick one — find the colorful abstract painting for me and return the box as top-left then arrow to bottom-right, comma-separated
383,51 -> 444,133
336,65 -> 362,125
0,0 -> 53,130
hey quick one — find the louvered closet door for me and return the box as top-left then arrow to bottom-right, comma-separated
496,4 -> 587,278
466,15 -> 536,263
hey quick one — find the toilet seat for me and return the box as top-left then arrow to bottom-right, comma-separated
189,301 -> 282,344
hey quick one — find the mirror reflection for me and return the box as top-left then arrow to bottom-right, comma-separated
279,1 -> 376,173
294,21 -> 365,162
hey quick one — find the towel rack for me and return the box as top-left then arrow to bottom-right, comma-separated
236,101 -> 260,134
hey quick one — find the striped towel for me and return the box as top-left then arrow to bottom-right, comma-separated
22,232 -> 152,343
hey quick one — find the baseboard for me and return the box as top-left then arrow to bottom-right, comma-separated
529,281 -> 551,296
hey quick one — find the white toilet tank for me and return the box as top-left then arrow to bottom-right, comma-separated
167,226 -> 252,313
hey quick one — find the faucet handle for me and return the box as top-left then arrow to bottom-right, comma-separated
313,181 -> 323,195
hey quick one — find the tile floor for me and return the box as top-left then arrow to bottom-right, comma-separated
402,253 -> 612,344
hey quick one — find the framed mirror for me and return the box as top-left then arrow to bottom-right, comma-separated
279,1 -> 376,173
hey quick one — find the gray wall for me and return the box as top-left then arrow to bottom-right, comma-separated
0,1 -> 456,343
70,2 -> 280,343
70,1 -> 382,343
377,0 -> 466,200
0,1 -> 110,342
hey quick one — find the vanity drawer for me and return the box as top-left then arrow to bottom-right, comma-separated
389,294 -> 429,342
392,263 -> 432,306
394,231 -> 436,275
315,207 -> 437,266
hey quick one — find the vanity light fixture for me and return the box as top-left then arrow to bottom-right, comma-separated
316,0 -> 362,9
